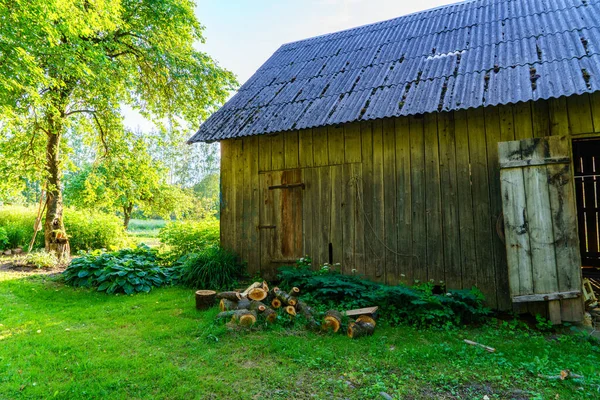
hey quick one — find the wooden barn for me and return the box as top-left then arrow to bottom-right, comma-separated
189,0 -> 600,322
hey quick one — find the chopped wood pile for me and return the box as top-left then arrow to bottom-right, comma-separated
213,281 -> 377,338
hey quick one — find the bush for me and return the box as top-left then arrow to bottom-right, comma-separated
0,227 -> 9,250
159,218 -> 219,259
63,245 -> 173,294
175,246 -> 245,290
0,206 -> 129,252
277,258 -> 490,328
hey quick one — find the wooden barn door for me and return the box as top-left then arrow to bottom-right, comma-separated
259,169 -> 304,279
498,136 -> 583,323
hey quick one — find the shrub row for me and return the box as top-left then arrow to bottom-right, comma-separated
159,218 -> 219,260
0,206 -> 129,252
278,259 -> 490,328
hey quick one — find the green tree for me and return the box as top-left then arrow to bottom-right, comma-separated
64,134 -> 193,228
0,0 -> 236,260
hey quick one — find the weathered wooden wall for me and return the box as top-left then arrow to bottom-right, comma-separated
219,92 -> 600,310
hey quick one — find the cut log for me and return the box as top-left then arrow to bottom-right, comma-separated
262,308 -> 277,323
322,310 -> 343,332
216,291 -> 242,301
219,298 -> 238,312
274,287 -> 296,306
464,340 -> 495,353
289,287 -> 300,297
237,298 -> 251,310
249,301 -> 267,313
296,300 -> 319,331
195,290 -> 217,310
271,298 -> 282,309
247,287 -> 268,301
356,315 -> 377,327
347,321 -> 375,339
216,310 -> 239,319
231,309 -> 257,327
262,281 -> 269,293
285,305 -> 297,316
242,282 -> 262,297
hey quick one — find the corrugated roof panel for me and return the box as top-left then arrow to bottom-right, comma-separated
191,0 -> 600,142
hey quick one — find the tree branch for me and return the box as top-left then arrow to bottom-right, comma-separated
64,108 -> 109,157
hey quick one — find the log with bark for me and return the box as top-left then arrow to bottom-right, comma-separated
356,315 -> 377,327
285,305 -> 297,317
219,298 -> 238,312
232,310 -> 258,327
322,310 -> 343,332
296,300 -> 319,331
247,287 -> 268,301
347,320 -> 375,339
274,287 -> 297,306
262,308 -> 277,323
237,297 -> 251,310
271,298 -> 282,309
249,301 -> 268,313
216,291 -> 242,301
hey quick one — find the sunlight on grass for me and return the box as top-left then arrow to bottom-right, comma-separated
0,275 -> 599,399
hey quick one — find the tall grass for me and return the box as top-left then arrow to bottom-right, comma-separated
0,205 -> 130,252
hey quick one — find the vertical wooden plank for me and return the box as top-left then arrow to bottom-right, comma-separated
567,93 -> 594,135
353,163 -> 365,276
531,100 -> 550,138
523,139 -> 559,295
360,120 -> 376,280
299,129 -> 314,168
547,136 -> 584,321
270,171 -> 283,267
313,126 -> 329,167
372,119 -> 386,281
344,122 -> 362,163
467,108 -> 497,308
548,97 -> 570,137
283,131 -> 299,169
310,167 -> 323,266
220,140 -> 234,251
232,139 -> 245,259
258,135 -> 272,172
395,117 -> 413,284
271,133 -> 284,170
590,91 -> 600,132
424,113 -> 444,285
454,110 -> 478,289
342,163 -> 356,274
242,138 -> 251,264
499,104 -> 516,142
382,118 -> 398,284
513,101 -> 534,140
259,172 -> 273,275
318,166 -> 332,265
328,125 -> 345,165
244,137 -> 260,276
409,115 -> 427,283
548,300 -> 562,325
302,168 -> 313,264
330,165 -> 343,269
437,112 -> 461,290
499,141 -> 534,297
484,106 -> 511,310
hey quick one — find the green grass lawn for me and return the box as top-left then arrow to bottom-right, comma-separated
126,219 -> 167,247
1,272 -> 599,399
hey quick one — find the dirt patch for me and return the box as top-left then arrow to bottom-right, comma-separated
0,258 -> 66,277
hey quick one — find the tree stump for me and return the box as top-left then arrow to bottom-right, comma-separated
322,310 -> 343,332
195,290 -> 217,310
347,321 -> 375,339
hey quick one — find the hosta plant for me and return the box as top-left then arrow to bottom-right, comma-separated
63,245 -> 172,294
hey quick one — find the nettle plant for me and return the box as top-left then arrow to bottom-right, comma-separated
63,245 -> 173,294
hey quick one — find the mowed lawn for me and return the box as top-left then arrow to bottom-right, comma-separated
1,273 -> 599,399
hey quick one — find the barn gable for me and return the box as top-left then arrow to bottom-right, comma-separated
189,0 -> 600,143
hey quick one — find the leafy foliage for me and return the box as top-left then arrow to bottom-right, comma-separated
0,206 -> 129,251
63,245 -> 172,294
175,246 -> 246,290
0,227 -> 10,250
21,250 -> 59,268
278,259 -> 490,328
159,218 -> 220,260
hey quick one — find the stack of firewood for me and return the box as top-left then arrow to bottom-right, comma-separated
214,281 -> 376,338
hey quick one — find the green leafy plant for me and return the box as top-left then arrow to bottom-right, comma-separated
175,246 -> 246,290
0,227 -> 8,250
278,260 -> 490,328
159,218 -> 220,260
22,250 -> 59,268
63,244 -> 172,294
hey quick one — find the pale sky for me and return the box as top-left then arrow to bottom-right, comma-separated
124,0 -> 459,131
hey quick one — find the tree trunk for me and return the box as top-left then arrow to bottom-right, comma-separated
44,126 -> 70,262
123,203 -> 134,229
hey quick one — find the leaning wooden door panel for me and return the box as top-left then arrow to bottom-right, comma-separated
499,136 -> 583,323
